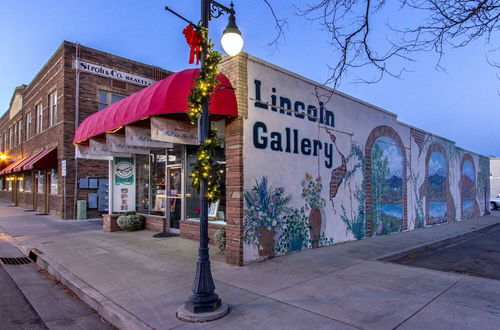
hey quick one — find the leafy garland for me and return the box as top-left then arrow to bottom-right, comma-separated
185,23 -> 223,202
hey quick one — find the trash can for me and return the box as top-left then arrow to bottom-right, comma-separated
76,200 -> 87,220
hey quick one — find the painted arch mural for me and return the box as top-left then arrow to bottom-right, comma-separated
365,126 -> 407,236
461,154 -> 479,219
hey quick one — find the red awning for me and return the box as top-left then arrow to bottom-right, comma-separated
22,147 -> 57,171
0,156 -> 29,175
13,152 -> 42,172
73,68 -> 237,144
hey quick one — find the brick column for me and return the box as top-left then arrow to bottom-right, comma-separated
219,53 -> 248,265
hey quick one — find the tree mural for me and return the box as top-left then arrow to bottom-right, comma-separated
427,151 -> 449,225
461,156 -> 478,219
370,137 -> 404,235
339,143 -> 366,240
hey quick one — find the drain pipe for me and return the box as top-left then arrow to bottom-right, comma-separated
73,43 -> 80,219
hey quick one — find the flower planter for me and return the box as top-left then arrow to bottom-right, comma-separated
257,227 -> 275,257
309,207 -> 322,248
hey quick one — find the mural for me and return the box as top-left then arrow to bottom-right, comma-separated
242,58 -> 489,263
243,176 -> 333,259
461,157 -> 477,219
427,151 -> 448,225
370,137 -> 404,235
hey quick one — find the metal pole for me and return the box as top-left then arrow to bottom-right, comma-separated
183,0 -> 221,314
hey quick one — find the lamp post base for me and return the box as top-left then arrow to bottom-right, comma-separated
177,302 -> 229,323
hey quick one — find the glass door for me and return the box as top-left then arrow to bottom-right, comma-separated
167,146 -> 183,233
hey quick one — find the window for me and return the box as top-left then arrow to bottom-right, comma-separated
24,175 -> 32,192
49,91 -> 57,127
98,91 -> 125,111
17,120 -> 22,145
36,104 -> 43,134
9,127 -> 13,149
4,133 -> 7,150
18,176 -> 24,192
26,113 -> 32,140
13,124 -> 17,147
50,169 -> 58,195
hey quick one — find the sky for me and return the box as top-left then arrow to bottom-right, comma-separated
0,0 -> 498,156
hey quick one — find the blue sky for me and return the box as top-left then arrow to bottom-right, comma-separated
1,0 -> 498,156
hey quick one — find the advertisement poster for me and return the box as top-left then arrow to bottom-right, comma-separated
113,157 -> 136,212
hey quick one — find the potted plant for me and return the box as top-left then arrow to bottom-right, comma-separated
243,177 -> 289,257
214,226 -> 226,253
117,211 -> 145,232
301,173 -> 325,248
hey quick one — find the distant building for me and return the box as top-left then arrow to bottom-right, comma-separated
491,158 -> 500,197
0,42 -> 169,219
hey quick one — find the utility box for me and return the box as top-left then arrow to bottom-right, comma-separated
76,200 -> 87,220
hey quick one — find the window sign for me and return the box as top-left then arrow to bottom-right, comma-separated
37,172 -> 44,193
50,169 -> 58,195
113,157 -> 136,212
24,175 -> 32,192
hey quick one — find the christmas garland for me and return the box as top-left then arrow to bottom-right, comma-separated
183,23 -> 223,203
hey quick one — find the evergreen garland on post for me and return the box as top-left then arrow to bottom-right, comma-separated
184,23 -> 223,203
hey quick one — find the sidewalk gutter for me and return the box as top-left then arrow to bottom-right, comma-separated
29,248 -> 153,330
378,222 -> 500,262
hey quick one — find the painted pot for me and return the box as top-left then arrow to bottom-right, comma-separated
288,237 -> 304,253
309,207 -> 322,248
257,227 -> 275,257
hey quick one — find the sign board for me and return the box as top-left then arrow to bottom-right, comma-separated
89,139 -> 131,157
125,126 -> 173,149
75,145 -> 114,160
75,60 -> 155,87
112,157 -> 136,212
61,160 -> 67,177
151,117 -> 199,145
106,134 -> 149,155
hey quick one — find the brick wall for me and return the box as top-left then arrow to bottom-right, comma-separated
180,220 -> 225,244
0,41 -> 170,219
218,53 -> 248,265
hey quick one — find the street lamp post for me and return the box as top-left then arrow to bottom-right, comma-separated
166,0 -> 243,322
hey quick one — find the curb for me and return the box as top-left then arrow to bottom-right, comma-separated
29,248 -> 153,330
377,222 -> 500,262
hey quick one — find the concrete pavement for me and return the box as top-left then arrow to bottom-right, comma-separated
0,204 -> 500,329
0,223 -> 112,330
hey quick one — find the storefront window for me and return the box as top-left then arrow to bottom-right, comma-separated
135,154 -> 150,213
8,180 -> 13,191
150,149 -> 167,215
37,172 -> 44,193
0,178 -> 3,190
50,169 -> 58,195
167,145 -> 183,229
24,175 -> 32,192
186,145 -> 226,222
18,177 -> 24,192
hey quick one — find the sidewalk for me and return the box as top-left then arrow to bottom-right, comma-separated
1,204 -> 500,329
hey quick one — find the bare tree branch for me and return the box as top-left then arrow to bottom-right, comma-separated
264,0 -> 499,89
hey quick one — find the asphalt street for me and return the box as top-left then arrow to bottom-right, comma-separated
394,213 -> 500,280
0,264 -> 46,329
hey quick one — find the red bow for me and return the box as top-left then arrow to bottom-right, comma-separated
183,25 -> 201,65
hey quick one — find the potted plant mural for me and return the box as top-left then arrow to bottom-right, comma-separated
275,207 -> 310,254
301,173 -> 325,248
243,177 -> 290,257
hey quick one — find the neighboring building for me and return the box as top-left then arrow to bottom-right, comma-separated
72,52 -> 490,265
0,42 -> 169,219
491,157 -> 500,197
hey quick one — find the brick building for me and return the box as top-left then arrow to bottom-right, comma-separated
0,41 -> 169,219
0,43 -> 489,266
